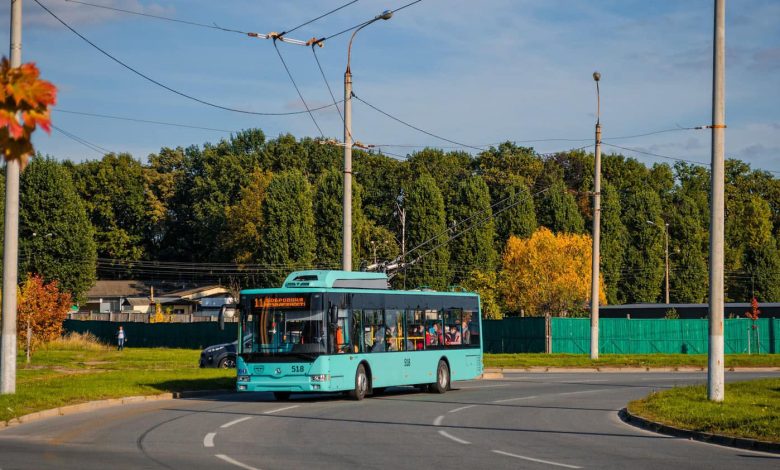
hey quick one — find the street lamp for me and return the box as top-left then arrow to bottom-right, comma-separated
590,71 -> 602,360
342,10 -> 393,272
647,220 -> 670,304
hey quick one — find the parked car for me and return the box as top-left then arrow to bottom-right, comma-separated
199,335 -> 252,368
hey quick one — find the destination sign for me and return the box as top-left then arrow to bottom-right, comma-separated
254,296 -> 307,309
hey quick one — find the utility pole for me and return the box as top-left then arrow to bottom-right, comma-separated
590,71 -> 602,360
1,0 -> 23,395
342,63 -> 353,271
708,0 -> 726,402
664,222 -> 670,304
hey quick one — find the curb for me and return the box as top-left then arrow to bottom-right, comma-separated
0,389 -> 234,430
619,408 -> 779,454
484,367 -> 780,373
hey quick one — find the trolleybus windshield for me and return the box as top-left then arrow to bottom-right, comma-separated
243,294 -> 326,359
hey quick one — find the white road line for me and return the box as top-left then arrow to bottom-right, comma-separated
433,415 -> 445,426
221,417 -> 253,429
215,454 -> 261,470
203,432 -> 216,448
493,395 -> 538,403
449,405 -> 476,413
438,430 -> 471,444
492,450 -> 582,469
457,384 -> 512,389
555,388 -> 611,396
263,405 -> 299,414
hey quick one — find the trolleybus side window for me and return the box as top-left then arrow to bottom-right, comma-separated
350,309 -> 362,353
444,309 -> 463,346
385,309 -> 403,351
463,310 -> 479,346
424,309 -> 443,349
364,310 -> 384,352
406,308 -> 425,351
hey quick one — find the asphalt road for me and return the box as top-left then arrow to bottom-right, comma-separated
0,371 -> 778,470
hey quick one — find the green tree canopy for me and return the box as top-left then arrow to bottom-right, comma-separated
403,172 -> 450,290
449,175 -> 498,282
536,179 -> 584,234
668,193 -> 708,303
19,157 -> 96,302
600,182 -> 627,304
619,187 -> 664,303
493,179 -> 537,243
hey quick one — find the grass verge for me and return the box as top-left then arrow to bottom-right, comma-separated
484,353 -> 780,369
0,342 -> 234,423
628,378 -> 780,443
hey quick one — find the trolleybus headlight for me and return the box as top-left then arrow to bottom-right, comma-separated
310,374 -> 330,382
238,368 -> 248,375
238,376 -> 250,382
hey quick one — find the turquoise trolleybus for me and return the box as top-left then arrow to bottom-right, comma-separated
235,270 -> 483,400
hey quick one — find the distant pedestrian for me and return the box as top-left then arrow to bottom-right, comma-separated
116,326 -> 126,351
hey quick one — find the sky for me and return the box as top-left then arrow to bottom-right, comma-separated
1,0 -> 779,173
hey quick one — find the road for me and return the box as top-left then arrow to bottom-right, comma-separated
0,371 -> 777,469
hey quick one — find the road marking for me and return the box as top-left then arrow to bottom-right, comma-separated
433,415 -> 445,426
215,454 -> 261,470
493,395 -> 538,403
263,405 -> 299,414
492,450 -> 582,468
438,430 -> 471,444
457,384 -> 512,389
221,417 -> 252,429
449,405 -> 476,413
555,388 -> 611,396
203,432 -> 216,448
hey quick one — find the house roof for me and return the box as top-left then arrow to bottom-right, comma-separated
87,280 -> 148,298
162,285 -> 229,300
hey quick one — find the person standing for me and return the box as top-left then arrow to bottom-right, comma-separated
116,325 -> 126,351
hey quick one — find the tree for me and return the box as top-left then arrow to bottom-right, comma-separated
475,142 -> 544,189
70,153 -> 147,261
536,178 -> 584,234
668,194 -> 708,303
17,273 -> 72,357
739,195 -> 780,301
493,180 -> 537,244
403,173 -> 450,290
500,227 -> 605,317
221,167 -> 272,264
461,269 -> 502,319
600,182 -> 627,304
257,170 -> 316,287
619,188 -> 664,303
449,175 -> 498,282
0,58 -> 56,168
19,157 -> 96,302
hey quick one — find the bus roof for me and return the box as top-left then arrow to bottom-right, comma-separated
240,270 -> 477,297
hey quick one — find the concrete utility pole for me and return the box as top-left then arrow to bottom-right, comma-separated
342,10 -> 392,272
590,71 -> 602,360
664,222 -> 670,304
708,0 -> 726,402
1,0 -> 23,395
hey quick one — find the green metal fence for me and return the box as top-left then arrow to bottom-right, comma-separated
63,320 -> 238,349
481,317 -> 778,354
550,317 -> 777,354
483,317 -> 546,353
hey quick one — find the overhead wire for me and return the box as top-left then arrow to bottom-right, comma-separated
281,0 -> 359,36
34,0 -> 339,117
272,39 -> 325,137
315,0 -> 423,43
61,0 -> 249,34
602,142 -> 710,167
52,124 -> 114,156
54,109 -> 234,133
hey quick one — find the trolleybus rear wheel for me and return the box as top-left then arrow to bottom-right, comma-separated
349,364 -> 369,401
431,360 -> 449,394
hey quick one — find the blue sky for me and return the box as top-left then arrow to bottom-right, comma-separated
2,0 -> 779,173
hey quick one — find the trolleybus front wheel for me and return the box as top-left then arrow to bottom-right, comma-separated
431,360 -> 449,394
349,364 -> 369,401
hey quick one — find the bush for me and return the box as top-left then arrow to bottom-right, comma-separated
45,332 -> 110,351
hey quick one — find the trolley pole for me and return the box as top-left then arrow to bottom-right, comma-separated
708,0 -> 726,402
1,0 -> 23,395
590,71 -> 602,360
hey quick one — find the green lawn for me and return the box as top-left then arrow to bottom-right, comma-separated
484,353 -> 780,369
628,378 -> 780,442
0,346 -> 235,423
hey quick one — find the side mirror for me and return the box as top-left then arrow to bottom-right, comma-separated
219,303 -> 238,331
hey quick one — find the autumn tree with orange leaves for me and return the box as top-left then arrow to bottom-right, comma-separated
500,227 -> 606,317
0,58 -> 56,166
17,274 -> 72,359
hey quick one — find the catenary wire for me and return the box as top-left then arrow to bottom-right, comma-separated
353,92 -> 486,151
602,142 -> 710,167
282,0 -> 359,36
54,109 -> 234,133
34,0 -> 339,117
272,39 -> 324,137
61,0 -> 249,34
52,124 -> 113,156
316,0 -> 423,43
